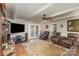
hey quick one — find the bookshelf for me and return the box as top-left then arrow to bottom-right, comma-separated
2,20 -> 15,56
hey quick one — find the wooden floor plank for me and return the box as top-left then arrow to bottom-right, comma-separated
15,43 -> 29,56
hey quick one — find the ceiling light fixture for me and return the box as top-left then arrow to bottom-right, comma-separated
42,14 -> 52,23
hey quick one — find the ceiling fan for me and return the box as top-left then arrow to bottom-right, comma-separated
42,14 -> 52,23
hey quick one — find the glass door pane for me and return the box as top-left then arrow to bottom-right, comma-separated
35,26 -> 39,37
52,24 -> 57,32
30,25 -> 34,37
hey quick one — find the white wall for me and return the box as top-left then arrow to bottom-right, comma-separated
40,21 -> 52,32
51,9 -> 79,40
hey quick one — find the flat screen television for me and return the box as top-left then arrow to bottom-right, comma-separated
11,23 -> 25,33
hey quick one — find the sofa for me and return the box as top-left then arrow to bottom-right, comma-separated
60,33 -> 78,48
51,32 -> 78,48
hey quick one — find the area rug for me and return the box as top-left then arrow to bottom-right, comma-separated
22,40 -> 68,56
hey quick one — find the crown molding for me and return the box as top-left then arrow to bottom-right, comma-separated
52,14 -> 79,22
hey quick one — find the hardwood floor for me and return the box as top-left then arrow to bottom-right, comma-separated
24,40 -> 66,56
15,43 -> 29,56
15,41 -> 79,56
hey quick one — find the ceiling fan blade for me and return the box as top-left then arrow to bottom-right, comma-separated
46,17 -> 52,20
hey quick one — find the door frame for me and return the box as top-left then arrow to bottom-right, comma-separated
28,24 -> 40,39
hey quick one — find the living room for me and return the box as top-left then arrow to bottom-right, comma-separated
0,3 -> 79,56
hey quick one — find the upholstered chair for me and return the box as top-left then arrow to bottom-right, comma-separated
40,31 -> 49,40
61,33 -> 78,48
51,32 -> 61,44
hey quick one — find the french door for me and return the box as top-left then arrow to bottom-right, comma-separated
29,24 -> 40,39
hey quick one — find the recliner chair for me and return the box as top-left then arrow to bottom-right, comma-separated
51,32 -> 61,44
40,31 -> 49,40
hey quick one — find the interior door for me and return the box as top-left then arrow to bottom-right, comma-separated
29,24 -> 34,39
35,25 -> 39,38
29,24 -> 39,39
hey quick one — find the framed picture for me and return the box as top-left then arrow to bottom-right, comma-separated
67,19 -> 79,32
60,24 -> 63,28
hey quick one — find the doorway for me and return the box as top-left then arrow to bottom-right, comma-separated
28,24 -> 40,39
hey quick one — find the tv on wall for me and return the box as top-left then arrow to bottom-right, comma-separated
11,23 -> 25,33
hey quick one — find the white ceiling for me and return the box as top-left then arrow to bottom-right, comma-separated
5,3 -> 79,23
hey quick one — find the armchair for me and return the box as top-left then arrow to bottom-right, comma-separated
40,31 -> 49,40
51,32 -> 61,44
